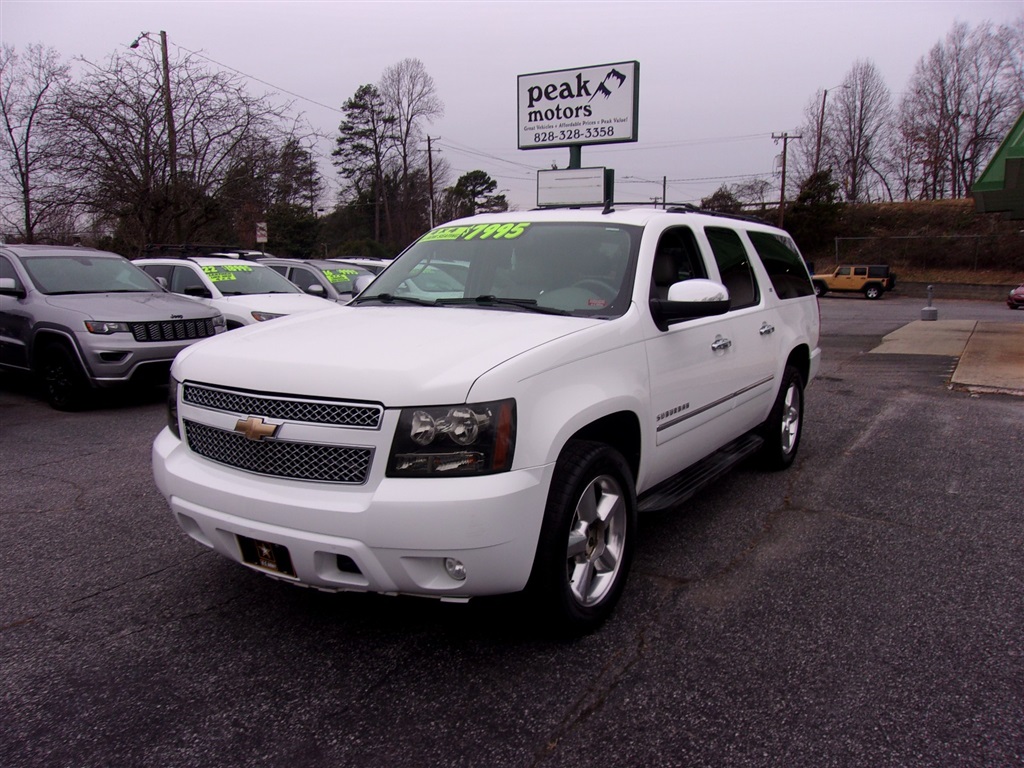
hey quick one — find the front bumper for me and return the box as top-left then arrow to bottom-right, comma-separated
78,331 -> 220,386
153,428 -> 553,598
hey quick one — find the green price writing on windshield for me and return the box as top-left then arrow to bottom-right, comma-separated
420,222 -> 531,242
323,268 -> 358,284
201,264 -> 252,282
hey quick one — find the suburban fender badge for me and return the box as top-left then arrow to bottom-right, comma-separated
234,416 -> 279,441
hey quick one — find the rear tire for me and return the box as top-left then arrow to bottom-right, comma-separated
526,440 -> 636,635
38,343 -> 89,411
864,284 -> 882,300
757,364 -> 804,470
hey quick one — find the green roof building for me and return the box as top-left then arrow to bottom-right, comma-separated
972,108 -> 1024,220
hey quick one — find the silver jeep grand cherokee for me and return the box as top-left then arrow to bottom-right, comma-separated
0,244 -> 225,409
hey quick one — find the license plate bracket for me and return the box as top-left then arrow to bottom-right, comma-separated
237,535 -> 296,577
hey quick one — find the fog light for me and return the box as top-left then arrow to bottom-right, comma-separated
444,557 -> 467,581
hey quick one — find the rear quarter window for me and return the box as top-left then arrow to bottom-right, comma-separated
746,231 -> 814,299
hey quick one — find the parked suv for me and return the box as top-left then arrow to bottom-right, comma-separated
260,258 -> 374,303
812,264 -> 895,299
0,244 -> 224,410
134,256 -> 336,328
152,208 -> 821,633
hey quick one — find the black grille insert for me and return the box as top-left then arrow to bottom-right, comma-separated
183,384 -> 382,428
130,318 -> 216,342
184,420 -> 371,484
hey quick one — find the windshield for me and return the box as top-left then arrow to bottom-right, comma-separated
357,221 -> 640,317
22,254 -> 162,295
201,262 -> 302,296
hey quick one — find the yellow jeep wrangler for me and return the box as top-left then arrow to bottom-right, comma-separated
812,264 -> 895,300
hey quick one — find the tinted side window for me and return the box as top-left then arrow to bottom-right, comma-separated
288,268 -> 320,292
838,267 -> 851,276
141,263 -> 172,284
705,227 -> 759,309
171,265 -> 206,294
0,255 -> 22,287
854,267 -> 867,277
868,266 -> 888,278
650,226 -> 706,299
747,231 -> 814,299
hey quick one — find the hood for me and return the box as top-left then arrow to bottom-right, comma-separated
216,293 -> 337,314
175,305 -> 598,404
44,291 -> 217,320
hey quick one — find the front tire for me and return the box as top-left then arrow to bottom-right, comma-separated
813,281 -> 827,297
757,364 -> 804,470
38,343 -> 89,411
527,440 -> 636,635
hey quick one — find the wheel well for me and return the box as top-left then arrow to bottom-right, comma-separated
786,345 -> 811,385
569,411 -> 641,483
30,331 -> 79,371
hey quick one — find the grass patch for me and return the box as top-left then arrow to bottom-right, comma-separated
893,267 -> 1022,285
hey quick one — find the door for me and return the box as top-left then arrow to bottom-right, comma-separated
0,256 -> 31,369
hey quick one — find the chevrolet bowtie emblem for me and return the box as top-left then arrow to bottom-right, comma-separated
234,416 -> 279,441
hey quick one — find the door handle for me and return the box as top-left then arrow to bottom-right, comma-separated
711,336 -> 732,352
759,322 -> 775,336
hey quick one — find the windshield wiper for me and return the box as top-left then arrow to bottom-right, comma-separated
436,295 -> 571,316
351,293 -> 436,307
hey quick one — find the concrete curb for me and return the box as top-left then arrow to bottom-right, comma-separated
871,320 -> 1024,396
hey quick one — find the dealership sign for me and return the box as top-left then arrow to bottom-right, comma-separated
518,61 -> 639,150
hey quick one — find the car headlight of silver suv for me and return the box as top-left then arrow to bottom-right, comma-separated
84,321 -> 130,334
388,399 -> 516,477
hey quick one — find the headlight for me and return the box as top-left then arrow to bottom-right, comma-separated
212,313 -> 226,330
167,376 -> 181,439
388,399 -> 516,477
84,321 -> 130,334
251,311 -> 286,322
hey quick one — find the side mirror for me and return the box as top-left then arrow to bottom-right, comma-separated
352,275 -> 375,295
184,285 -> 213,299
305,283 -> 327,297
155,276 -> 169,289
0,276 -> 26,298
649,279 -> 731,331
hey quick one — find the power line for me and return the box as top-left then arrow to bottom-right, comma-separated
169,41 -> 344,115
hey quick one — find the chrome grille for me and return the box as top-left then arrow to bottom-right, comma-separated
130,318 -> 216,342
183,384 -> 381,428
184,420 -> 371,484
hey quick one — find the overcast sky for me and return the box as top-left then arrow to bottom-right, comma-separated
3,0 -> 1022,211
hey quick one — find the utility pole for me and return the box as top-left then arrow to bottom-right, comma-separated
426,136 -> 437,228
772,132 -> 801,228
131,30 -> 180,241
159,31 -> 180,242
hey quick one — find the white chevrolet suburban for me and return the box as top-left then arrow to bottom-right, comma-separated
152,207 -> 820,633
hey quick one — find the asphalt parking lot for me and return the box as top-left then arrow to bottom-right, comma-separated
1,295 -> 1022,767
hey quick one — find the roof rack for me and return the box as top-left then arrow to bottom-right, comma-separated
138,244 -> 265,261
664,205 -> 769,225
532,201 -> 772,225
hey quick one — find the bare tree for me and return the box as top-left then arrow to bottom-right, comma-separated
0,43 -> 73,242
828,60 -> 892,202
731,178 -> 774,211
379,58 -> 443,243
58,46 -> 290,252
902,20 -> 1023,199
